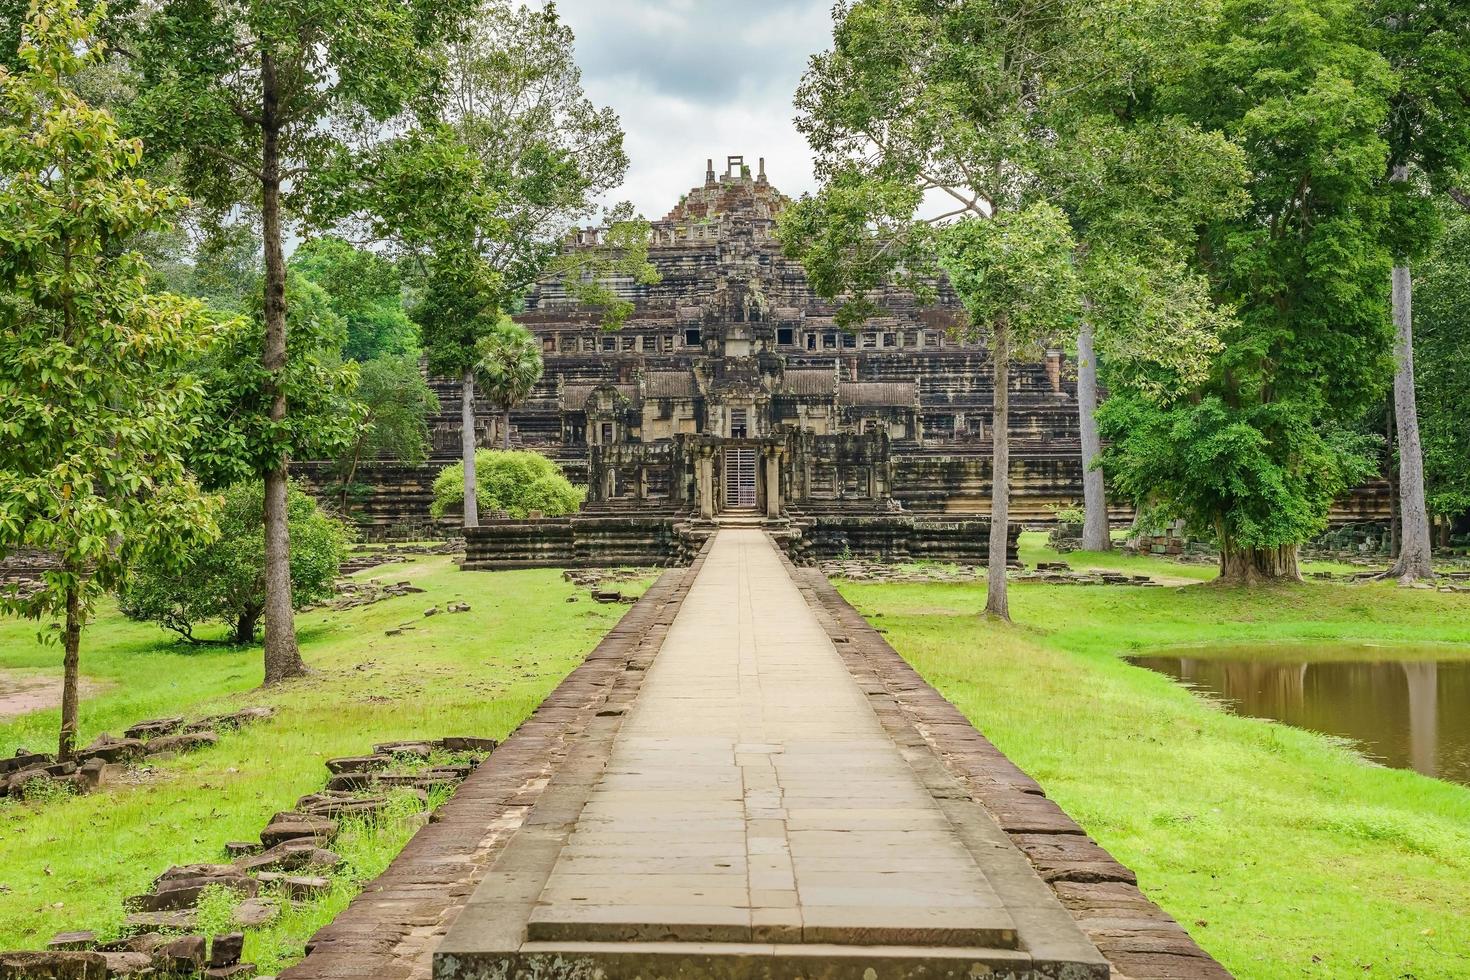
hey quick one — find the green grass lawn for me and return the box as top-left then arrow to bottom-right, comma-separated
839,534 -> 1470,980
0,554 -> 642,966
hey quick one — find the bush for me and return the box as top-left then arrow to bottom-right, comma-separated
120,481 -> 350,644
431,450 -> 585,520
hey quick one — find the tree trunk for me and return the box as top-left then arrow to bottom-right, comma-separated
1076,317 -> 1110,551
1217,539 -> 1302,585
1386,402 -> 1400,559
58,580 -> 82,763
462,370 -> 479,528
502,406 -> 512,450
233,605 -> 263,646
1387,165 -> 1434,582
986,319 -> 1011,621
260,51 -> 307,686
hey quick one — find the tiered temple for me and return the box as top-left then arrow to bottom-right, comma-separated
309,154 -> 1384,563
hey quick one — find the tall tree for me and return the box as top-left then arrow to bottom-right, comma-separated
0,0 -> 214,758
349,0 -> 655,529
1368,0 -> 1470,581
781,0 -> 1228,616
126,0 -> 467,683
1413,203 -> 1470,529
478,320 -> 544,451
1102,0 -> 1398,583
290,236 -> 418,361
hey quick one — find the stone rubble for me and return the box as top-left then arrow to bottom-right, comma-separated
3,737 -> 496,980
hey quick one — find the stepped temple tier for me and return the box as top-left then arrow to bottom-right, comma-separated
303,155 -> 1383,564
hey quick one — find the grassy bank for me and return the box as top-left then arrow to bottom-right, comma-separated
0,554 -> 644,964
838,536 -> 1470,980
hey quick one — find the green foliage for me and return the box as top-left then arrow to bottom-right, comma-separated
356,0 -> 655,377
1100,0 -> 1400,558
938,205 -> 1081,352
477,320 -> 543,415
290,237 -> 417,361
0,0 -> 215,621
431,451 -> 583,520
1414,206 -> 1470,516
119,482 -> 349,645
333,355 -> 437,513
188,274 -> 364,490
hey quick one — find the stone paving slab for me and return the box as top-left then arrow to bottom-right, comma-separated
437,530 -> 1108,979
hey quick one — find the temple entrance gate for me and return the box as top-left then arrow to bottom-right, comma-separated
724,447 -> 757,509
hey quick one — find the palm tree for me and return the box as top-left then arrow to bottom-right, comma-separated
478,320 -> 543,449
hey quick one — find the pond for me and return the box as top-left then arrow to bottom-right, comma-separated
1129,643 -> 1470,787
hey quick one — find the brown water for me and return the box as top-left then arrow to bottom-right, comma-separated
1129,645 -> 1470,786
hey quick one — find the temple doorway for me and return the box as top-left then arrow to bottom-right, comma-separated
724,447 -> 757,509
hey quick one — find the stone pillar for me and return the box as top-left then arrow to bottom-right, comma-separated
705,158 -> 716,187
758,157 -> 767,184
1045,350 -> 1062,394
765,452 -> 781,518
699,455 -> 715,519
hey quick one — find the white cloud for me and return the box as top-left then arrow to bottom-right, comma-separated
550,0 -> 834,218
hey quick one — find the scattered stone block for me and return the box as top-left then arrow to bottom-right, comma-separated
0,951 -> 108,979
203,965 -> 256,979
259,813 -> 337,848
152,936 -> 204,974
230,899 -> 276,928
441,737 -> 496,753
143,731 -> 218,756
234,839 -> 339,874
208,933 -> 243,969
372,741 -> 432,758
223,842 -> 259,859
75,759 -> 105,793
123,910 -> 196,931
423,606 -> 439,617
77,736 -> 145,765
323,755 -> 391,775
185,707 -> 273,733
277,875 -> 331,901
47,932 -> 97,951
0,751 -> 53,776
123,717 -> 184,741
98,951 -> 152,977
446,601 -> 471,613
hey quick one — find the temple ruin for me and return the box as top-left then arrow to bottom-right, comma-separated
309,155 -> 1388,565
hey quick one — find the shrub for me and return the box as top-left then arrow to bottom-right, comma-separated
431,450 -> 585,520
120,481 -> 350,644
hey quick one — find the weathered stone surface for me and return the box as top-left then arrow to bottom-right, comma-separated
122,717 -> 183,741
223,842 -> 259,858
259,814 -> 337,848
97,952 -> 151,977
142,731 -> 218,756
152,936 -> 204,975
184,707 -> 273,733
235,839 -> 341,874
202,965 -> 256,979
0,951 -> 107,979
231,899 -> 277,928
77,736 -> 145,765
45,933 -> 96,951
440,737 -> 496,753
208,933 -> 243,969
372,741 -> 432,759
323,756 -> 389,775
0,751 -> 54,776
122,911 -> 196,931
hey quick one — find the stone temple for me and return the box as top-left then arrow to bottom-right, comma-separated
313,155 -> 1382,564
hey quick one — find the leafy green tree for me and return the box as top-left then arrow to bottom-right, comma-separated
120,482 -> 348,645
478,320 -> 543,450
431,450 -> 584,522
1413,205 -> 1470,527
335,355 -> 439,514
0,1 -> 215,759
188,274 -> 363,493
1102,0 -> 1398,582
1367,0 -> 1470,580
290,236 -> 418,361
781,0 -> 1229,615
355,0 -> 656,528
124,0 -> 465,683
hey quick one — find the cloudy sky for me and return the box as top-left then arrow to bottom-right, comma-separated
550,0 -> 835,219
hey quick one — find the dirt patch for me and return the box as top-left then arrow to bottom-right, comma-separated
0,670 -> 106,720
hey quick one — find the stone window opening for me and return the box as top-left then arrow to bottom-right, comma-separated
842,333 -> 856,349
862,333 -> 877,349
730,407 -> 749,439
642,336 -> 658,352
685,327 -> 702,347
777,327 -> 794,346
806,333 -> 817,351
883,332 -> 897,347
621,336 -> 636,351
823,333 -> 837,349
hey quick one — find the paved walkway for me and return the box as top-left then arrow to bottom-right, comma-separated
439,530 -> 1109,978
528,528 -> 1013,946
